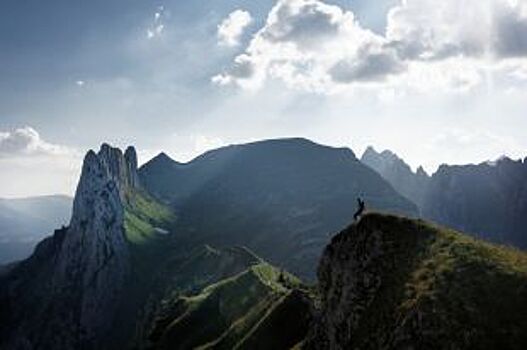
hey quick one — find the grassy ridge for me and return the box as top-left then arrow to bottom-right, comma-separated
152,263 -> 311,350
310,213 -> 527,349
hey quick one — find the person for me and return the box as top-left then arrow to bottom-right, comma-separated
354,197 -> 365,221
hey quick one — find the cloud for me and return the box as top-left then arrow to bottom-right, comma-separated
493,0 -> 527,58
213,0 -> 387,91
329,46 -> 405,83
0,127 -> 72,158
147,6 -> 166,39
217,9 -> 253,47
214,0 -> 527,93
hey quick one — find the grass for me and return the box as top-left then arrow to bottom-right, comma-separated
318,213 -> 527,349
151,262 -> 311,350
123,189 -> 175,246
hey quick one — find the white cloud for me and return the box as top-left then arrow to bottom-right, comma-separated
0,127 -> 73,158
147,24 -> 164,39
214,0 -> 527,93
147,6 -> 166,39
0,127 -> 81,197
214,0 -> 390,92
217,9 -> 253,47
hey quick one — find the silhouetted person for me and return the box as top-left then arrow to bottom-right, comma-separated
354,197 -> 365,221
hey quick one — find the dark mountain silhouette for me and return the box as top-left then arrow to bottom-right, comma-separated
139,138 -> 418,279
305,213 -> 527,349
361,147 -> 527,249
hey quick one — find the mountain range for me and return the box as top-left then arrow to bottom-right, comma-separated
139,138 -> 417,280
0,138 -> 526,349
361,146 -> 527,249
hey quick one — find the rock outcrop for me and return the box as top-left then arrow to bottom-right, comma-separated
305,213 -> 527,350
0,144 -> 140,350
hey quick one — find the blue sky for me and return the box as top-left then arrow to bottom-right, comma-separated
0,0 -> 526,197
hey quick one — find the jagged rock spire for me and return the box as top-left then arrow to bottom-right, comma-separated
54,143 -> 137,348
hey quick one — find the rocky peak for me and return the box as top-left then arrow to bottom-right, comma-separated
3,144 -> 137,349
416,165 -> 428,178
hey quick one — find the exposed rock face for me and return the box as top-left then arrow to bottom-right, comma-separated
304,215 -> 396,350
0,144 -> 140,350
361,146 -> 430,208
305,213 -> 527,350
421,157 -> 527,248
362,147 -> 527,250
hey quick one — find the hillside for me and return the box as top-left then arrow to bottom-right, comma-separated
147,263 -> 312,350
140,138 -> 417,279
305,213 -> 527,349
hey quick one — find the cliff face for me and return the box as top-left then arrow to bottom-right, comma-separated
361,146 -> 430,208
421,158 -> 527,249
305,213 -> 527,350
362,147 -> 527,250
0,144 -> 140,350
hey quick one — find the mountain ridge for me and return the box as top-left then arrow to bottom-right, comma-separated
361,146 -> 527,249
305,213 -> 527,349
140,137 -> 417,280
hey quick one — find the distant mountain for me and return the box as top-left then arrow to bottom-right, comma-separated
361,146 -> 429,207
305,213 -> 527,349
361,147 -> 527,249
140,138 -> 418,279
422,157 -> 527,248
0,195 -> 72,263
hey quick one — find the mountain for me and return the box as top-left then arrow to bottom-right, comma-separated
145,254 -> 312,350
0,144 -> 157,349
361,147 -> 527,249
0,142 -> 314,350
422,157 -> 527,249
2,140 -> 527,349
361,146 -> 429,207
305,213 -> 527,349
0,195 -> 72,264
139,138 -> 418,280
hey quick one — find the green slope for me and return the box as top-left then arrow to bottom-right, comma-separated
149,263 -> 312,350
307,213 -> 527,349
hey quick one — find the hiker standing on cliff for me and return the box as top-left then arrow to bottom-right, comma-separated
354,197 -> 365,221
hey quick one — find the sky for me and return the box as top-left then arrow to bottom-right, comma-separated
0,0 -> 526,197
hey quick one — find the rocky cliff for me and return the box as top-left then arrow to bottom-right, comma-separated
0,144 -> 140,349
422,157 -> 527,249
361,146 -> 430,208
362,147 -> 527,250
305,213 -> 527,349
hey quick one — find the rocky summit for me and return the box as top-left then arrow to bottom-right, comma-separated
305,213 -> 527,350
0,144 -> 140,350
